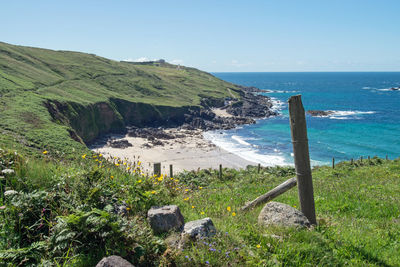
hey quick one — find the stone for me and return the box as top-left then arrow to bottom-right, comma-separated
307,110 -> 334,117
181,217 -> 216,240
258,201 -> 310,228
96,255 -> 134,267
108,139 -> 132,149
147,205 -> 184,234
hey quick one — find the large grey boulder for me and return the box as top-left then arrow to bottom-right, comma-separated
258,201 -> 310,228
181,217 -> 216,240
96,256 -> 134,267
147,205 -> 184,234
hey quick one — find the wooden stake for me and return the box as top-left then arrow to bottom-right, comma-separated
169,164 -> 173,178
219,164 -> 222,179
288,95 -> 316,225
240,177 -> 297,211
360,156 -> 363,163
153,163 -> 161,177
332,157 -> 335,169
386,155 -> 388,160
258,163 -> 261,173
351,158 -> 354,165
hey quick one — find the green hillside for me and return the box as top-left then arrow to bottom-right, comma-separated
0,42 -> 240,155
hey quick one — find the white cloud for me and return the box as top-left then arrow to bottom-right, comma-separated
230,59 -> 252,68
171,59 -> 184,65
123,57 -> 154,62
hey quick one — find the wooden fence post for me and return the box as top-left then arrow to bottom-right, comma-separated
332,157 -> 335,169
169,164 -> 173,178
219,164 -> 222,179
351,158 -> 354,165
288,95 -> 317,225
360,156 -> 363,163
153,163 -> 161,177
386,155 -> 388,161
258,163 -> 261,173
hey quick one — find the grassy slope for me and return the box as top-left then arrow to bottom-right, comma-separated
172,159 -> 400,266
0,41 -> 240,155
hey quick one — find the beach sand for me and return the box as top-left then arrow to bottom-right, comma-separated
91,128 -> 256,176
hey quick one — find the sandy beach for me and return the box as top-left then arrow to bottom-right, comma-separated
91,127 -> 256,176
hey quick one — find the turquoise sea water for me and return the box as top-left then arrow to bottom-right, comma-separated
205,72 -> 400,166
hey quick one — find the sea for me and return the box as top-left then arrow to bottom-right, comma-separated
204,72 -> 400,166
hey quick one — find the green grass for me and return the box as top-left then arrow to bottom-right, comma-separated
170,159 -> 400,266
1,149 -> 399,266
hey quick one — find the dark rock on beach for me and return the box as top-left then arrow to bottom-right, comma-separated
108,139 -> 132,148
307,110 -> 334,117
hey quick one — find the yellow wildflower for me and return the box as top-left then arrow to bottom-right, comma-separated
227,206 -> 231,212
82,154 -> 86,159
184,197 -> 189,201
158,177 -> 163,182
115,163 -> 120,166
192,206 -> 195,209
151,190 -> 156,194
99,154 -> 103,157
256,244 -> 261,248
123,162 -> 127,166
185,189 -> 189,192
199,186 -> 203,189
232,212 -> 236,217
42,150 -> 48,155
93,155 -> 97,158
126,207 -> 131,211
138,179 -> 142,183
110,176 -> 114,179
200,211 -> 205,215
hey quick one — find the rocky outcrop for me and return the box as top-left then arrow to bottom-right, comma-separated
307,110 -> 334,117
147,205 -> 185,234
226,87 -> 276,118
258,201 -> 310,228
390,87 -> 400,91
96,256 -> 134,267
108,139 -> 132,149
181,217 -> 216,240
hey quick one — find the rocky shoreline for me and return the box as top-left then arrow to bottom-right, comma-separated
99,86 -> 277,149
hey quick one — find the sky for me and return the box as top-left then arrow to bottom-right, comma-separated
1,0 -> 399,72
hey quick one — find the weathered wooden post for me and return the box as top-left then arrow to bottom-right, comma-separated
368,156 -> 370,163
360,156 -> 363,163
351,158 -> 354,165
386,155 -> 388,161
332,157 -> 335,169
153,163 -> 161,177
169,164 -> 173,178
258,163 -> 261,173
219,164 -> 222,179
288,95 -> 317,225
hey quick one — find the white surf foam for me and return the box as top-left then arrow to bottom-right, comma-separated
312,110 -> 376,120
231,135 -> 251,146
270,97 -> 285,112
203,131 -> 292,167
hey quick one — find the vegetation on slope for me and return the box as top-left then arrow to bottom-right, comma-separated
1,148 -> 399,266
0,42 -> 240,156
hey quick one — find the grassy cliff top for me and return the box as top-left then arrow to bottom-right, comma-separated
0,42 -> 241,156
0,41 -> 240,106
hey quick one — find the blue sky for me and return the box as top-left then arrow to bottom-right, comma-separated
1,0 -> 399,72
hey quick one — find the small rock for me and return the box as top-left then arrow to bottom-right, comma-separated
96,255 -> 134,267
181,217 -> 216,240
1,169 -> 14,175
258,201 -> 310,228
147,205 -> 184,234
